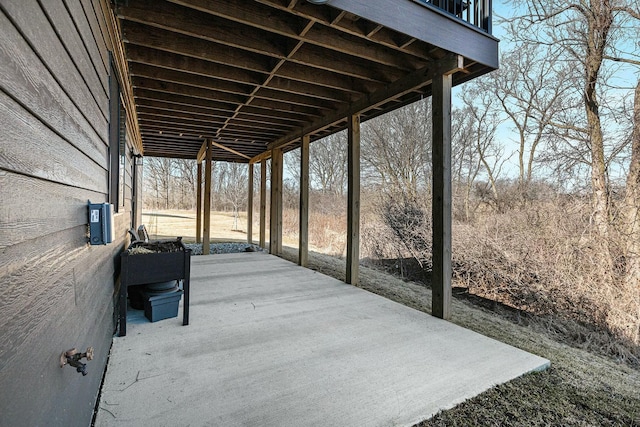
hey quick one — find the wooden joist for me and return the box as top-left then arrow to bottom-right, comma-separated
113,0 -> 496,162
210,141 -> 251,161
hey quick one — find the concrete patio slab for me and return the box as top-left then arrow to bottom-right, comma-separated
95,252 -> 549,427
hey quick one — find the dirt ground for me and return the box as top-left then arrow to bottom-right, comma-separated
144,209 -> 640,425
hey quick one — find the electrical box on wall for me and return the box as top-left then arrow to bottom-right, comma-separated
88,202 -> 114,245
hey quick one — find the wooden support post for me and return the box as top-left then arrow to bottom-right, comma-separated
346,114 -> 361,285
269,148 -> 283,255
196,161 -> 202,244
431,58 -> 459,320
203,139 -> 213,255
247,163 -> 254,244
299,135 -> 310,267
259,159 -> 267,248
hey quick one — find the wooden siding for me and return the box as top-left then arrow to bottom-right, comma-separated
0,1 -> 134,425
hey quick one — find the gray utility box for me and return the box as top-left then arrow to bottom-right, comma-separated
88,202 -> 114,245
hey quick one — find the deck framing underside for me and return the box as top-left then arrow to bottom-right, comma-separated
113,0 -> 498,161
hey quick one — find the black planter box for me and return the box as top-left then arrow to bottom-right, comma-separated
143,290 -> 184,322
119,239 -> 191,336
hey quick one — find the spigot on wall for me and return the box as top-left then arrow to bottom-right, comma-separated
60,347 -> 94,376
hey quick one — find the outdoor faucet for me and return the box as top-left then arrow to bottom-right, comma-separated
60,347 -> 94,376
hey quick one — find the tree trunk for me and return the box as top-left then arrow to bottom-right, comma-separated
622,80 -> 640,344
584,1 -> 613,261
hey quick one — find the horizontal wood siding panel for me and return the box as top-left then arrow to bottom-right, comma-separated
0,226 -> 123,426
0,1 -> 135,426
62,0 -> 109,93
0,9 -> 108,164
1,1 -> 108,136
77,0 -> 110,71
0,227 -> 96,368
0,170 -> 105,249
39,0 -> 108,105
0,90 -> 108,192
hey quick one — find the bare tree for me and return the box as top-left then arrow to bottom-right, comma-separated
175,159 -> 196,209
285,132 -> 347,195
510,0 -> 640,242
216,162 -> 248,230
451,107 -> 483,220
479,40 -> 572,201
454,82 -> 506,215
361,99 -> 432,197
621,80 -> 640,342
509,0 -> 640,343
144,157 -> 175,209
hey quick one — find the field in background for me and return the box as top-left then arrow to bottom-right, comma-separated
142,209 -> 252,243
142,208 -> 346,255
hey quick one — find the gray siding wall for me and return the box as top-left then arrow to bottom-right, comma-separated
0,1 -> 132,425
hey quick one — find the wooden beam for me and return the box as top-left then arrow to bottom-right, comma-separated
124,37 -> 347,109
299,134 -> 310,267
118,0 -> 284,56
131,75 -> 247,105
196,161 -> 203,243
129,61 -> 349,105
258,0 -> 431,59
137,110 -> 227,127
268,64 -> 435,151
139,122 -> 272,147
250,150 -> 272,164
326,0 -> 499,69
247,163 -> 254,244
210,141 -> 251,160
431,60 -> 456,320
170,0 -> 426,69
259,158 -> 267,248
346,114 -> 360,285
120,1 -> 400,83
269,148 -> 283,255
135,102 -> 295,132
197,139 -> 208,163
202,139 -> 213,255
121,20 -> 275,74
132,75 -> 324,117
135,89 -> 308,125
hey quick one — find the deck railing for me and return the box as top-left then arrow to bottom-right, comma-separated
423,0 -> 492,33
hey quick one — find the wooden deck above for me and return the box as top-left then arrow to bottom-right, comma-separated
113,0 -> 498,161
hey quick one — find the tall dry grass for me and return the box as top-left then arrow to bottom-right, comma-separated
360,194 -> 639,363
279,193 -> 347,256
266,187 -> 639,361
